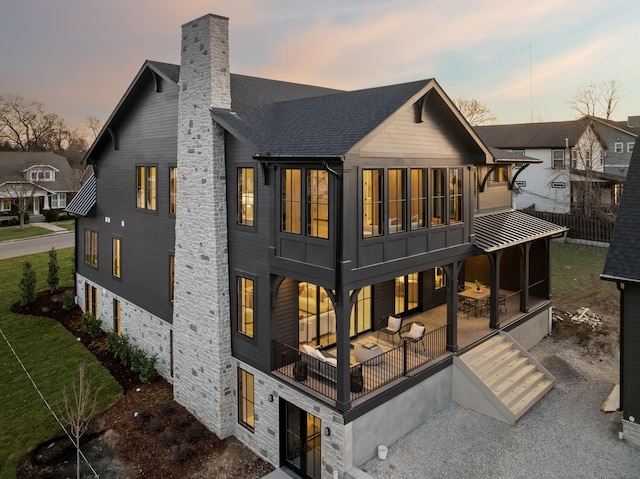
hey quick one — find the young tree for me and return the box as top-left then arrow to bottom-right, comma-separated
568,80 -> 622,119
19,261 -> 36,305
453,97 -> 497,126
47,247 -> 60,292
59,363 -> 99,479
0,168 -> 40,229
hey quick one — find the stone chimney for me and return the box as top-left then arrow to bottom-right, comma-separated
627,116 -> 640,129
172,14 -> 234,438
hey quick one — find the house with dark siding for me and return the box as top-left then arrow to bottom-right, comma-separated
67,14 -> 568,478
601,137 -> 640,448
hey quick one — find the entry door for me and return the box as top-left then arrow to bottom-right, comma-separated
282,400 -> 322,479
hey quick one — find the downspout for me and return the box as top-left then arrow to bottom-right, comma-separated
617,281 -> 624,414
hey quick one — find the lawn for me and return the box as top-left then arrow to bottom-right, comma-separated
0,248 -> 122,479
55,219 -> 75,231
0,225 -> 53,242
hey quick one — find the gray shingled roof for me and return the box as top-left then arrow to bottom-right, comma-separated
602,137 -> 640,283
0,151 -> 79,192
475,119 -> 592,149
474,210 -> 568,252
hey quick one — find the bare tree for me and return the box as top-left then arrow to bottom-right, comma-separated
59,363 -> 99,479
568,80 -> 622,119
453,97 -> 497,126
85,115 -> 102,143
0,176 -> 39,229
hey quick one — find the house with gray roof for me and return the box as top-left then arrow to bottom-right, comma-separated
601,136 -> 640,448
68,14 -> 567,477
0,151 -> 80,217
476,118 -> 627,215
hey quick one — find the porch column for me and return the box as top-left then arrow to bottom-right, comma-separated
444,261 -> 461,352
335,287 -> 352,412
545,238 -> 552,300
488,251 -> 503,329
43,194 -> 50,211
519,242 -> 532,313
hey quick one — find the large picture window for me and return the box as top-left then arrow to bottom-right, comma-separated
307,170 -> 329,238
238,368 -> 255,432
449,168 -> 463,224
169,166 -> 178,215
431,168 -> 446,226
410,168 -> 426,230
136,166 -> 157,210
388,169 -> 406,233
112,237 -> 121,278
84,229 -> 98,267
362,169 -> 382,237
350,286 -> 372,337
282,169 -> 301,234
238,167 -> 254,226
238,276 -> 254,338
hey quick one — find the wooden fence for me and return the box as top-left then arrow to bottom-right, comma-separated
521,210 -> 615,244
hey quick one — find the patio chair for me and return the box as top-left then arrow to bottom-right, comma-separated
399,321 -> 426,350
499,295 -> 508,314
376,315 -> 402,346
458,297 -> 475,319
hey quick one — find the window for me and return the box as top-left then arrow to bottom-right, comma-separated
388,169 -> 406,233
435,267 -> 445,289
112,237 -> 121,278
571,150 -> 578,169
349,286 -> 372,337
50,193 -> 66,209
614,142 -> 623,153
136,166 -> 157,210
298,283 -> 335,347
84,230 -> 98,267
238,368 -> 255,431
362,169 -> 382,237
410,169 -> 426,230
491,166 -> 507,183
513,149 -> 525,156
170,166 -> 178,215
449,168 -> 463,223
395,273 -> 419,315
238,276 -> 254,338
0,198 -> 10,212
85,283 -> 98,318
29,168 -> 53,181
169,255 -> 175,303
238,167 -> 254,226
307,170 -> 328,238
281,169 -> 301,234
628,142 -> 635,153
430,168 -> 446,226
552,150 -> 565,169
113,299 -> 121,336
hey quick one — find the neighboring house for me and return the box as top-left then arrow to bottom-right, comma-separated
0,151 -> 80,216
67,14 -> 567,478
601,137 -> 640,448
587,115 -> 640,177
476,119 -> 625,214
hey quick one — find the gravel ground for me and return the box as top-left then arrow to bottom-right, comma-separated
360,336 -> 640,479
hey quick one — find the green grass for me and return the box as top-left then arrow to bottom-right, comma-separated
0,248 -> 122,479
0,225 -> 53,242
550,242 -> 618,313
55,219 -> 75,231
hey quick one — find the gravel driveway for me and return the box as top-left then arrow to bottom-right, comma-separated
360,336 -> 640,479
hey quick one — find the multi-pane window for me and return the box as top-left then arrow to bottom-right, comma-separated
50,193 -> 66,209
238,368 -> 255,431
0,198 -> 10,211
628,142 -> 635,153
238,167 -> 255,226
136,166 -> 157,210
449,168 -> 463,224
307,170 -> 329,238
410,169 -> 426,230
430,168 -> 446,226
84,229 -> 98,267
388,169 -> 406,233
238,276 -> 254,338
85,283 -> 98,318
435,267 -> 446,289
362,169 -> 382,237
491,166 -> 507,183
552,150 -> 565,169
349,285 -> 372,337
169,166 -> 178,215
282,169 -> 301,234
614,142 -> 623,153
112,237 -> 121,278
169,255 -> 175,303
395,272 -> 419,315
113,299 -> 121,336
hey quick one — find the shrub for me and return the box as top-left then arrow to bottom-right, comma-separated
104,331 -> 157,383
158,431 -> 176,447
8,218 -> 19,226
171,443 -> 195,462
184,424 -> 205,444
47,248 -> 60,291
149,417 -> 165,433
129,347 -> 146,373
106,333 -> 131,366
172,416 -> 191,432
24,212 -> 29,224
80,312 -> 103,338
45,209 -> 60,223
19,261 -> 37,306
134,408 -> 151,423
158,402 -> 175,416
137,355 -> 158,384
62,290 -> 76,311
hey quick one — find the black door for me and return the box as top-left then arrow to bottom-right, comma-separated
281,400 -> 322,479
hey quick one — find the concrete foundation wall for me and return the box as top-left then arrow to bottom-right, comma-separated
352,367 -> 452,466
76,274 -> 173,381
507,307 -> 551,350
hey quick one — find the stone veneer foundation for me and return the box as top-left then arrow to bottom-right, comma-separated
171,14 -> 235,439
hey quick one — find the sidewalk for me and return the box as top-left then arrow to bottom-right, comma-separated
30,221 -> 70,234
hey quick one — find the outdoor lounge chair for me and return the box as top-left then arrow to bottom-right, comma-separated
376,315 -> 402,346
399,321 -> 426,350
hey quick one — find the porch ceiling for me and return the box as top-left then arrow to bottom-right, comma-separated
473,210 -> 568,252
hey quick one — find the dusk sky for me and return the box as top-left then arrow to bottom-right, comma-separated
2,0 -> 638,132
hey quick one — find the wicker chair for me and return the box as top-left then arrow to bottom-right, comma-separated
376,315 -> 402,346
399,321 -> 426,350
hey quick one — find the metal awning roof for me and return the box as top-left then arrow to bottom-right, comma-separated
473,210 -> 568,252
65,172 -> 96,216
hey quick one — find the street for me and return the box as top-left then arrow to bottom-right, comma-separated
0,231 -> 74,260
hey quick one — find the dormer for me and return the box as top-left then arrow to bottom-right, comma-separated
24,164 -> 59,182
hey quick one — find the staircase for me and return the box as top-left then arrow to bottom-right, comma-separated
453,332 -> 554,425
